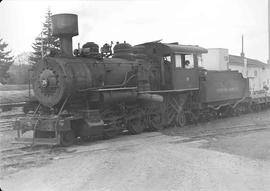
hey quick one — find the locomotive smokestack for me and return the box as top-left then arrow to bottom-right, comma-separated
52,14 -> 78,57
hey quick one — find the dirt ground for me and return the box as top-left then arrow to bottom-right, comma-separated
0,85 -> 34,106
0,90 -> 34,104
0,84 -> 29,91
1,110 -> 270,191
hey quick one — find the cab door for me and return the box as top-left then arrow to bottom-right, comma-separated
172,54 -> 199,90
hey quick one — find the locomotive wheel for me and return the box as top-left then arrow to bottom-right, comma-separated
256,104 -> 262,111
246,103 -> 252,113
222,106 -> 234,117
60,130 -> 75,147
185,111 -> 199,125
165,102 -> 177,126
208,109 -> 217,120
251,103 -> 260,112
164,95 -> 188,127
103,130 -> 118,139
23,105 -> 31,114
234,104 -> 245,116
103,125 -> 119,139
127,119 -> 145,135
148,113 -> 163,131
176,112 -> 186,127
199,112 -> 209,122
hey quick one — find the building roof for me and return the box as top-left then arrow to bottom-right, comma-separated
229,55 -> 269,68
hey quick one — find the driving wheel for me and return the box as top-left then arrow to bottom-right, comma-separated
127,118 -> 145,135
149,113 -> 163,131
60,130 -> 75,146
176,112 -> 186,127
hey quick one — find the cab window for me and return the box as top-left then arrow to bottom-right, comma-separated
175,55 -> 183,68
175,54 -> 195,68
163,55 -> 171,62
185,55 -> 194,68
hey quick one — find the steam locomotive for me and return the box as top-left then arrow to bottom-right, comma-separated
15,14 -> 261,146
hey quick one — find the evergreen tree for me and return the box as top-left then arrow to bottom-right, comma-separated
29,8 -> 60,65
0,39 -> 13,84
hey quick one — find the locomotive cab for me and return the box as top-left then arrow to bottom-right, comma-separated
138,42 -> 208,91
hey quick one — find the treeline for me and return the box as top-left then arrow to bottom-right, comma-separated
0,8 -> 60,85
7,64 -> 31,84
0,38 -> 13,84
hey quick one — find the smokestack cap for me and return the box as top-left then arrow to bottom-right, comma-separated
52,14 -> 78,37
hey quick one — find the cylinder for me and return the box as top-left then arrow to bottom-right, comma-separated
102,91 -> 137,103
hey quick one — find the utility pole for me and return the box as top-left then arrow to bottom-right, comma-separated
268,0 -> 270,64
241,35 -> 247,78
241,34 -> 245,58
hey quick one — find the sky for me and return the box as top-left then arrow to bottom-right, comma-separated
0,0 -> 269,62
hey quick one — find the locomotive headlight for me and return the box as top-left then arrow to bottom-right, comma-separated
41,79 -> 48,88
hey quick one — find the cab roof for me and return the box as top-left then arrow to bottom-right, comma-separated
137,41 -> 208,55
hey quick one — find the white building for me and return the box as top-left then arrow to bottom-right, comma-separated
201,48 -> 229,71
201,48 -> 270,93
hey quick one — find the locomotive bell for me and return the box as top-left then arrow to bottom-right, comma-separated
52,14 -> 78,57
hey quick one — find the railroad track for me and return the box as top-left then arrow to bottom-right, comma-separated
0,113 -> 25,119
0,120 -> 15,132
0,111 -> 26,132
1,121 -> 270,175
1,108 -> 270,174
0,145 -> 64,175
168,123 -> 270,144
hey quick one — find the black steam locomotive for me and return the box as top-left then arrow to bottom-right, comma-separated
15,14 -> 256,146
